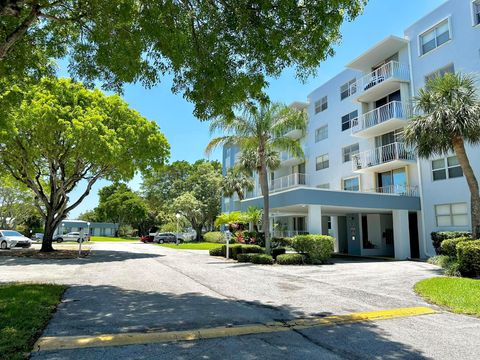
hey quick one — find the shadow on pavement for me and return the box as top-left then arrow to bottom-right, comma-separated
0,250 -> 164,267
34,284 -> 430,359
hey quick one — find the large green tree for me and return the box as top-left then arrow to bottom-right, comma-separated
404,73 -> 480,239
0,78 -> 169,251
0,0 -> 366,120
0,175 -> 39,229
206,102 -> 307,253
222,165 -> 254,201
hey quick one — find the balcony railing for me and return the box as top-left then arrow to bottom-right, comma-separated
357,61 -> 410,93
352,101 -> 411,134
352,142 -> 415,171
271,173 -> 308,192
366,185 -> 419,197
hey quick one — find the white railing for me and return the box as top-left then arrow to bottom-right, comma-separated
366,185 -> 419,197
271,173 -> 308,192
352,142 -> 415,171
352,101 -> 411,134
357,61 -> 410,93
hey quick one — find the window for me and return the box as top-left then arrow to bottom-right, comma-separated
343,177 -> 360,192
315,125 -> 328,142
341,110 -> 358,131
316,154 -> 329,171
432,156 -> 463,181
425,63 -> 455,83
435,203 -> 469,227
340,79 -> 357,100
420,19 -> 451,55
314,96 -> 328,114
317,183 -> 330,189
342,143 -> 360,163
474,0 -> 480,26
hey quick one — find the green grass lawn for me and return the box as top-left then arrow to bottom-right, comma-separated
0,283 -> 66,359
415,277 -> 480,317
90,236 -> 139,242
157,242 -> 221,250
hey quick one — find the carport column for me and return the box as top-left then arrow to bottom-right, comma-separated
330,216 -> 339,252
307,205 -> 322,235
392,210 -> 411,260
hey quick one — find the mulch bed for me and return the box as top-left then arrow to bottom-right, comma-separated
0,249 -> 90,259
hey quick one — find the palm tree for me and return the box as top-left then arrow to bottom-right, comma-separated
404,73 -> 480,239
245,206 -> 263,232
222,166 -> 254,201
206,102 -> 307,253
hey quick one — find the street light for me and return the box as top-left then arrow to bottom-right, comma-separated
175,213 -> 181,245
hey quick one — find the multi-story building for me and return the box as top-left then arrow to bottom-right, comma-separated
221,0 -> 480,259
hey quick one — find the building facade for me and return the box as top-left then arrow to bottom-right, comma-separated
54,220 -> 119,237
221,0 -> 480,259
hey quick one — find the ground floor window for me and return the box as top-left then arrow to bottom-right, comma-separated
435,203 -> 469,227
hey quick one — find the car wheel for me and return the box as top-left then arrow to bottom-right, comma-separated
159,239 -> 164,244
56,238 -> 63,243
0,241 -> 8,250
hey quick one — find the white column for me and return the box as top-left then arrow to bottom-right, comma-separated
393,210 -> 411,260
331,216 -> 339,252
307,205 -> 322,234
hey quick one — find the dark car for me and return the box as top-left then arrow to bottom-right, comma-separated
140,235 -> 155,243
154,232 -> 179,244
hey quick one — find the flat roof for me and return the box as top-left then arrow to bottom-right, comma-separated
346,35 -> 409,70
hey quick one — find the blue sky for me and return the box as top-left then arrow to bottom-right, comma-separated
68,0 -> 445,218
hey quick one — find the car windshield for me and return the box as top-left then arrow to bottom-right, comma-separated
2,231 -> 23,237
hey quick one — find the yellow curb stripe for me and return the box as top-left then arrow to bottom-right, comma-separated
34,306 -> 436,352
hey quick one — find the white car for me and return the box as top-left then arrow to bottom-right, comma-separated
53,232 -> 88,243
0,230 -> 32,250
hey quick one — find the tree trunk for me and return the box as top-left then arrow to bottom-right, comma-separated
41,213 -> 56,252
194,224 -> 203,242
453,137 -> 480,239
258,156 -> 270,254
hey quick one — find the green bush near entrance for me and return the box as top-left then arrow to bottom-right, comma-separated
431,231 -> 471,254
276,253 -> 304,265
456,240 -> 480,277
250,254 -> 274,265
440,237 -> 471,257
292,235 -> 334,264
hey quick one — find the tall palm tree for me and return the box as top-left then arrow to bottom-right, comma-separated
404,73 -> 480,239
222,166 -> 254,201
206,102 -> 307,253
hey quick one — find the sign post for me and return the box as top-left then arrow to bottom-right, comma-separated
225,230 -> 232,259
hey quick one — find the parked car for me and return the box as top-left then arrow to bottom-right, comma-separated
0,230 -> 32,249
154,232 -> 180,244
31,233 -> 44,242
140,235 -> 155,243
53,232 -> 89,243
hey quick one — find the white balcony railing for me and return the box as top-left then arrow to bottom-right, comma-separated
271,173 -> 308,192
352,101 -> 411,134
352,142 -> 415,171
357,61 -> 410,93
366,185 -> 419,197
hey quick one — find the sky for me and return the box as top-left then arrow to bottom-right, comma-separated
67,0 -> 446,218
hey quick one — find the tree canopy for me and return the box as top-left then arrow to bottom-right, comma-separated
0,77 -> 169,250
0,0 -> 367,119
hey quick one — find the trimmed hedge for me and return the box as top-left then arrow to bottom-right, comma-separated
237,253 -> 256,263
203,231 -> 225,243
240,245 -> 264,254
292,235 -> 334,264
209,247 -> 224,256
276,253 -> 304,265
271,247 -> 286,260
457,240 -> 480,277
272,237 -> 294,248
440,237 -> 471,257
250,254 -> 274,265
431,231 -> 471,254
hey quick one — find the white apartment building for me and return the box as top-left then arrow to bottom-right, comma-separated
221,0 -> 480,259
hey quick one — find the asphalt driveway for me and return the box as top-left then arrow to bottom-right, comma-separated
1,242 -> 479,359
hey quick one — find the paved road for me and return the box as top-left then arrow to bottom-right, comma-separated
1,242 -> 479,359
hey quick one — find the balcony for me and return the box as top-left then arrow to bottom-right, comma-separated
351,101 -> 412,138
355,61 -> 410,103
366,185 -> 419,197
283,127 -> 303,140
352,142 -> 416,173
271,173 -> 308,193
280,147 -> 307,166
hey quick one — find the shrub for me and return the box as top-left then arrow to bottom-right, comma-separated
457,240 -> 480,277
427,255 -> 451,268
271,247 -> 286,260
204,232 -> 225,244
272,237 -> 293,248
250,254 -> 274,265
241,245 -> 264,254
237,253 -> 256,263
276,253 -> 304,265
443,260 -> 462,277
209,247 -> 224,257
431,231 -> 471,254
292,235 -> 334,264
440,237 -> 471,257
